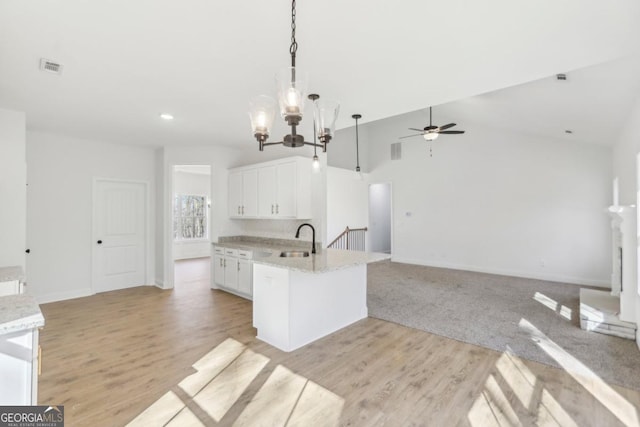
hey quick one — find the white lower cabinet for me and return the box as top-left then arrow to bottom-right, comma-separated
0,279 -> 22,296
0,328 -> 40,405
212,246 -> 253,299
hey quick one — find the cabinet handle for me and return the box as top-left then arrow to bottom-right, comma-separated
237,206 -> 240,215
271,204 -> 274,214
38,345 -> 42,376
219,258 -> 223,267
224,259 -> 227,267
237,263 -> 240,272
242,205 -> 245,215
276,204 -> 279,214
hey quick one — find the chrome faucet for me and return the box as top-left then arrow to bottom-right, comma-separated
295,223 -> 316,254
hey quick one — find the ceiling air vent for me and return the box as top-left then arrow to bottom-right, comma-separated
391,142 -> 402,160
39,58 -> 63,75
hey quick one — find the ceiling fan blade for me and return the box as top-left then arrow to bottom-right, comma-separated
438,130 -> 465,134
408,128 -> 425,132
399,134 -> 423,139
438,123 -> 457,131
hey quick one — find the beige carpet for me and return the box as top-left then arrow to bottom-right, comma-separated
367,260 -> 640,391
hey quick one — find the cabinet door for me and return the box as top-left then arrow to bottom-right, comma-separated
276,162 -> 296,217
213,255 -> 226,287
0,329 -> 34,405
258,166 -> 277,217
0,280 -> 21,296
238,259 -> 252,295
242,169 -> 258,217
225,257 -> 239,290
228,171 -> 243,217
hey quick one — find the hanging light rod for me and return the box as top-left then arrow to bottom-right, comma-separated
248,0 -> 340,152
353,114 -> 362,172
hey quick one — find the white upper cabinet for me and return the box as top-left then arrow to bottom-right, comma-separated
258,166 -> 277,217
242,169 -> 258,216
229,156 -> 312,219
275,161 -> 296,217
228,169 -> 258,218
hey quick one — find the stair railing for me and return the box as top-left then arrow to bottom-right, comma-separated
328,226 -> 368,251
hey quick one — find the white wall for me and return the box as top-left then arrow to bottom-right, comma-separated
26,131 -> 156,303
612,91 -> 640,348
328,124 -> 370,173
326,167 -> 369,248
0,108 -> 26,269
364,111 -> 612,286
173,168 -> 211,260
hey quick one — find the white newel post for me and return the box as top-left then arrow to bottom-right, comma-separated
608,206 -> 637,323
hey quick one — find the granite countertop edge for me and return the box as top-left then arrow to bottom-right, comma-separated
213,238 -> 390,274
0,294 -> 45,335
0,266 -> 25,283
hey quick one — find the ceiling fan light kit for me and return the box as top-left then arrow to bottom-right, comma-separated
249,0 -> 340,153
400,106 -> 466,142
423,132 -> 438,141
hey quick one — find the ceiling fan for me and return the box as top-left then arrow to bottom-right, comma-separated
400,106 -> 465,141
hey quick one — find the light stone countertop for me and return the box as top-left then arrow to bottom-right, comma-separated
213,239 -> 390,274
0,294 -> 45,335
0,266 -> 25,283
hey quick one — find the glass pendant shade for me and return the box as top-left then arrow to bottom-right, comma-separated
276,67 -> 308,122
423,132 -> 439,141
314,99 -> 340,142
249,95 -> 276,137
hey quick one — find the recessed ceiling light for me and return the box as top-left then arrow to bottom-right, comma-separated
159,113 -> 174,121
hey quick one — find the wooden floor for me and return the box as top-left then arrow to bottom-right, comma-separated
38,268 -> 640,426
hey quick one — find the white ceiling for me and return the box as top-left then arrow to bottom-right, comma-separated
1,0 -> 639,148
398,55 -> 640,146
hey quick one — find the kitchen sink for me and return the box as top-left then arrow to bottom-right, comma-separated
279,251 -> 310,258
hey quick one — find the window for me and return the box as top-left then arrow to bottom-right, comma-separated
173,194 -> 208,240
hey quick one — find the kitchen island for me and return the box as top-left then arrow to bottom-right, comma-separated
0,293 -> 45,404
251,248 -> 390,352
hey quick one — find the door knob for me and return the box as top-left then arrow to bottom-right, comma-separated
25,249 -> 30,254
97,240 -> 103,244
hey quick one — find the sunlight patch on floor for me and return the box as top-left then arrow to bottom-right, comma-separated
165,406 -> 205,427
537,389 -> 578,427
470,347 -> 582,426
126,337 -> 344,426
126,391 -> 186,427
234,365 -> 345,427
179,338 -> 246,397
519,318 -> 640,427
533,292 -> 572,320
495,351 -> 536,409
193,348 -> 269,422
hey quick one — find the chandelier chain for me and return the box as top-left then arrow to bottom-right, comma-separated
289,0 -> 298,58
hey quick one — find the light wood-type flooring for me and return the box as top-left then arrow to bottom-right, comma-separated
38,261 -> 640,426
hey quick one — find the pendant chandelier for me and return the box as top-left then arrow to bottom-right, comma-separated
249,0 -> 340,152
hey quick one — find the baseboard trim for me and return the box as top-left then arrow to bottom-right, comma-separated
390,256 -> 610,288
36,288 -> 94,304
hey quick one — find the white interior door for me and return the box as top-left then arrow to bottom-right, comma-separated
93,179 -> 146,293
